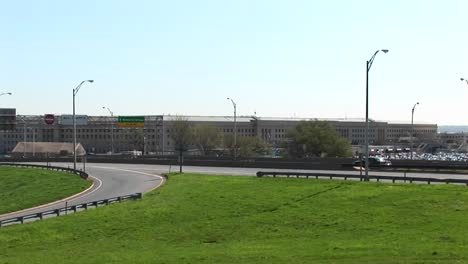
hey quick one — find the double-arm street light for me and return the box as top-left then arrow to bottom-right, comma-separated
410,102 -> 420,160
227,97 -> 237,159
73,80 -> 94,170
365,49 -> 389,180
461,78 -> 468,86
102,106 -> 114,154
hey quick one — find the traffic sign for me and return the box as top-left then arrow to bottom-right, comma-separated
117,116 -> 145,127
60,115 -> 88,125
44,114 -> 55,125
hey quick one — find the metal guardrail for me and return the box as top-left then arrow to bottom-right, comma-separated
256,171 -> 468,186
0,193 -> 142,227
0,163 -> 88,179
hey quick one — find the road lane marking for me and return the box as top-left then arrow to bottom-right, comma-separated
88,165 -> 166,192
67,175 -> 103,203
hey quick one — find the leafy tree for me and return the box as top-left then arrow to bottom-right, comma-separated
286,121 -> 352,158
223,134 -> 269,158
192,124 -> 221,156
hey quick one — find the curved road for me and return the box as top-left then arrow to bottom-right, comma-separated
2,162 -> 468,223
0,163 -> 165,222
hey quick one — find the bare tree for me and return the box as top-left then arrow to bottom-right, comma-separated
130,128 -> 144,152
170,117 -> 193,172
223,134 -> 269,158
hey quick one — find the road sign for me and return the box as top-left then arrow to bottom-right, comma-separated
59,115 -> 88,126
118,116 -> 145,127
44,114 -> 55,125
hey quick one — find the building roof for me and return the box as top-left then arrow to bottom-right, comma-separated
12,142 -> 86,156
163,115 -> 255,123
13,114 -> 437,126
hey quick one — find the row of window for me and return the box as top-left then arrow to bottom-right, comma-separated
221,128 -> 256,133
388,129 -> 436,133
70,134 -> 159,140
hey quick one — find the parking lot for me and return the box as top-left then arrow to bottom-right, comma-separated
386,152 -> 468,162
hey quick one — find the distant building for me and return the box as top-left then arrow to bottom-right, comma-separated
0,114 -> 438,154
438,132 -> 468,145
11,142 -> 86,157
437,132 -> 468,152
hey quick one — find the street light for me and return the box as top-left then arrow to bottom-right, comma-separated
102,106 -> 114,155
365,49 -> 388,181
410,102 -> 419,160
73,80 -> 93,170
227,97 -> 237,159
461,78 -> 468,86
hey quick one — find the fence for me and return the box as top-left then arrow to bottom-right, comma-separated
256,171 -> 468,186
0,163 -> 88,179
0,193 -> 142,227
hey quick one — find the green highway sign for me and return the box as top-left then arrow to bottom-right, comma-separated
117,116 -> 145,127
118,116 -> 145,123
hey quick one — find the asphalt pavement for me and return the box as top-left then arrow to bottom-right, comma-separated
0,163 -> 165,222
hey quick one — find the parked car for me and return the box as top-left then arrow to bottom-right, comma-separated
353,156 -> 392,166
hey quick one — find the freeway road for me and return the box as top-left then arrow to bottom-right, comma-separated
0,163 -> 165,222
2,162 -> 468,224
78,162 -> 468,180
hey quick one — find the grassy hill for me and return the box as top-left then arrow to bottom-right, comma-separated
0,167 -> 92,215
0,173 -> 467,263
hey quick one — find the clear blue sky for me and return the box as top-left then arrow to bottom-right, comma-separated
1,0 -> 467,125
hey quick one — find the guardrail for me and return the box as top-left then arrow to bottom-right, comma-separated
256,171 -> 468,186
0,163 -> 88,179
0,193 -> 142,227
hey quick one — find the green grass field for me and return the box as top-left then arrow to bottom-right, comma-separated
0,167 -> 92,215
1,173 -> 468,263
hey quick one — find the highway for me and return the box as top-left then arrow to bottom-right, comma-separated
1,162 -> 467,224
0,163 -> 165,223
79,162 -> 468,180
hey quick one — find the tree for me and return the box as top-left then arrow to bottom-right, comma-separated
129,128 -> 145,152
170,117 -> 193,150
286,121 -> 352,158
170,117 -> 193,172
223,134 -> 269,158
192,124 -> 221,156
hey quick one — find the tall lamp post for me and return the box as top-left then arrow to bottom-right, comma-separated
102,106 -> 114,154
227,97 -> 237,159
73,80 -> 94,170
365,49 -> 388,180
410,102 -> 419,159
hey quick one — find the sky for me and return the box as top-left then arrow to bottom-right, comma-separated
1,0 -> 467,125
